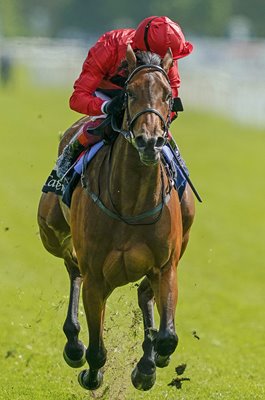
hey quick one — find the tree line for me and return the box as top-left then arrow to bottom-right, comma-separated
0,0 -> 264,38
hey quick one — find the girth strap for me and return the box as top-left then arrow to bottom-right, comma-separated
82,187 -> 171,224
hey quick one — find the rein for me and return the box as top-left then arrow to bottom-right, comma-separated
81,63 -> 173,225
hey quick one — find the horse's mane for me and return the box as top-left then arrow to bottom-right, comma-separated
118,51 -> 162,75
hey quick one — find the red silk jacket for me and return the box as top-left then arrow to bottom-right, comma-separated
69,29 -> 181,116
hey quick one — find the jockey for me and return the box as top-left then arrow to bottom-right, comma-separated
57,15 -> 193,178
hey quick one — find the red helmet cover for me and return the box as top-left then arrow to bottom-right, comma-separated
133,16 -> 193,60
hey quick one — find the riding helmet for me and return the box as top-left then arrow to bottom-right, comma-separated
132,16 -> 193,60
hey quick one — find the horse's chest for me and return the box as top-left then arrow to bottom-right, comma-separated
102,238 -> 173,287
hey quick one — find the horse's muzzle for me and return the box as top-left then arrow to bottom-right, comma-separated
135,134 -> 165,166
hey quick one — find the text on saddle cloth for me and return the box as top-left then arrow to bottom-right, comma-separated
42,141 -> 188,207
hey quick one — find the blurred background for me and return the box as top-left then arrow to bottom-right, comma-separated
0,2 -> 265,399
0,0 -> 265,127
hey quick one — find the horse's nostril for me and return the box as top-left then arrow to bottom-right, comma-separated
135,135 -> 165,151
135,135 -> 147,149
155,137 -> 166,148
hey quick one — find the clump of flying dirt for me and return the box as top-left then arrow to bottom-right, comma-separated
89,297 -> 142,399
192,330 -> 200,340
168,363 -> 191,389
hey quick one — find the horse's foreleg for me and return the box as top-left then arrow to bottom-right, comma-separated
63,258 -> 86,368
78,279 -> 109,391
131,277 -> 157,391
150,265 -> 179,363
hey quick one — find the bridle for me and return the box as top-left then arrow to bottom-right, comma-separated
112,64 -> 173,143
81,63 -> 174,225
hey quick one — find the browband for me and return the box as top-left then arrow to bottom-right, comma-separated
125,64 -> 170,87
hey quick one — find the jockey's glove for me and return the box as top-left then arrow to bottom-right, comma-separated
172,97 -> 184,112
102,93 -> 125,115
170,97 -> 184,122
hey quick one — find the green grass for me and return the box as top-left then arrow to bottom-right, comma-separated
0,71 -> 264,399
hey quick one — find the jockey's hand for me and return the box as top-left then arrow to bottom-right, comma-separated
171,112 -> 178,122
102,94 -> 125,115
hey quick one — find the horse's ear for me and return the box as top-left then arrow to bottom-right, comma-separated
162,48 -> 174,73
126,44 -> 137,73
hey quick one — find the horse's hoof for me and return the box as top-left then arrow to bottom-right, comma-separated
63,343 -> 86,368
78,369 -> 103,391
155,353 -> 171,368
131,366 -> 156,391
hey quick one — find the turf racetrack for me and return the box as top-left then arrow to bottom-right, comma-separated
0,75 -> 264,399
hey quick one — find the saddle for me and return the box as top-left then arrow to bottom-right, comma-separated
42,116 -> 188,206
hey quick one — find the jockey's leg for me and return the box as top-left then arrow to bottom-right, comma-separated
56,119 -> 105,178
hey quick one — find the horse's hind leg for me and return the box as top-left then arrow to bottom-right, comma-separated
63,254 -> 86,368
131,277 -> 157,391
78,278 -> 110,391
37,193 -> 85,368
180,184 -> 195,258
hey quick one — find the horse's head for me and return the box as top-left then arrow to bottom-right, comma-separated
123,45 -> 173,166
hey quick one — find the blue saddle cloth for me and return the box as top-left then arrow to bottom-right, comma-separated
162,145 -> 189,201
42,141 -> 188,207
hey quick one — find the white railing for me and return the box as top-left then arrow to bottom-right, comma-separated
179,37 -> 265,128
1,36 -> 264,128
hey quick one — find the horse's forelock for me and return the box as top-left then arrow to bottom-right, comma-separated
118,51 -> 162,74
135,51 -> 161,67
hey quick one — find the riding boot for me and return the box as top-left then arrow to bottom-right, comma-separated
167,135 -> 187,171
163,134 -> 190,200
56,117 -> 108,179
56,133 -> 86,179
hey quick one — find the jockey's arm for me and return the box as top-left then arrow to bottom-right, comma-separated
168,61 -> 181,121
69,39 -> 113,116
168,61 -> 180,97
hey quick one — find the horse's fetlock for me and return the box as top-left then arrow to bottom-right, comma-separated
86,347 -> 107,370
63,320 -> 80,337
156,331 -> 178,357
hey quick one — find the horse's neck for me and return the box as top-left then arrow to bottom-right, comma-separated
109,135 -> 162,215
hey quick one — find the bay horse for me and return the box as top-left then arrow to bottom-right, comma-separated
37,44 -> 195,391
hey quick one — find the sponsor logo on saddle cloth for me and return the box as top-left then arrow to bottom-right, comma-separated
42,140 -> 188,207
42,141 -> 104,198
42,165 -> 67,196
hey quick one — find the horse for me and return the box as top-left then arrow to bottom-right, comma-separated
37,44 -> 195,391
